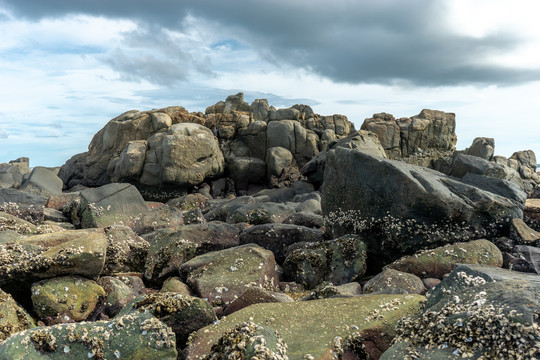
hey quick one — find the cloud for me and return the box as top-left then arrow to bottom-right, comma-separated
3,0 -> 540,87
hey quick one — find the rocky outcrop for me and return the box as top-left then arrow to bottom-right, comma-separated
58,93 -> 356,195
322,147 -> 525,264
361,109 -> 457,167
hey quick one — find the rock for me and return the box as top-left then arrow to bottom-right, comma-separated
363,269 -> 425,295
96,276 -> 141,318
167,193 -> 207,210
110,140 -> 147,182
160,277 -> 192,296
143,222 -> 239,284
266,147 -> 294,180
0,288 -> 35,341
45,192 -> 80,211
460,172 -> 526,203
239,223 -> 325,264
283,211 -> 324,229
0,158 -> 30,189
463,137 -> 495,160
322,148 -> 524,264
118,292 -> 216,349
31,276 -> 106,323
283,235 -> 368,289
0,311 -> 178,359
43,208 -> 69,223
182,207 -> 206,225
223,286 -> 294,316
450,153 -> 506,179
186,294 -> 425,360
251,99 -> 270,122
421,278 -> 441,290
103,225 -> 149,274
510,218 -> 540,243
361,109 -> 457,166
0,229 -> 107,283
334,282 -> 363,296
0,211 -> 39,234
132,204 -> 184,235
226,202 -> 296,224
267,120 -> 319,167
201,321 -> 288,360
301,130 -> 387,187
510,150 -> 537,179
20,167 -> 63,196
0,188 -> 47,223
252,187 -> 296,203
383,264 -> 540,359
227,157 -> 266,190
204,196 -> 255,222
294,198 -> 322,214
385,239 -> 503,279
74,183 -> 149,228
512,245 -> 540,274
179,244 -> 279,306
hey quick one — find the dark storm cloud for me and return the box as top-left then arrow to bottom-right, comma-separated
3,0 -> 538,86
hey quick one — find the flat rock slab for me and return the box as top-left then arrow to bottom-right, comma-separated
187,294 -> 425,360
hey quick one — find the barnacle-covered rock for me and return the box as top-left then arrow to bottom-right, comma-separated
0,311 -> 177,359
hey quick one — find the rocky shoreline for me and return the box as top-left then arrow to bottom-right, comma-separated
0,92 -> 538,359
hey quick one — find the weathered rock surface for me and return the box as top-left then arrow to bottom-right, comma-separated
103,225 -> 149,274
178,244 -> 279,306
0,158 -> 30,189
0,311 -> 178,359
118,292 -> 216,349
283,234 -> 367,289
382,264 -> 540,359
143,222 -> 239,284
20,167 -> 63,196
385,239 -> 503,279
239,223 -> 325,263
31,276 -> 105,323
226,202 -> 296,224
223,286 -> 294,316
187,294 -> 425,360
322,147 -> 524,263
70,183 -> 149,228
0,188 -> 47,223
361,109 -> 457,167
463,137 -> 495,160
363,269 -> 425,295
0,288 -> 35,341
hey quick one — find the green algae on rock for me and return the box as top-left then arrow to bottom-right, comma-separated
0,288 -> 35,342
31,276 -> 106,323
118,292 -> 216,349
385,239 -> 503,279
0,311 -> 177,359
186,294 -> 425,359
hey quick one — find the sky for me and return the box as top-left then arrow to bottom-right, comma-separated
0,0 -> 539,167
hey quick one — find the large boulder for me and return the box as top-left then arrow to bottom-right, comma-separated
187,294 -> 425,360
70,183 -> 149,228
239,223 -> 325,263
322,147 -> 525,264
178,244 -> 279,306
0,158 -> 30,189
267,120 -> 320,167
0,311 -> 177,359
138,123 -> 224,187
20,167 -> 63,196
361,109 -> 457,167
143,222 -> 239,284
0,188 -> 47,223
382,264 -> 540,359
463,137 -> 495,160
0,288 -> 35,341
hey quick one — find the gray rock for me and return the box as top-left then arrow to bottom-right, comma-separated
20,167 -> 63,196
463,137 -> 495,160
226,202 -> 296,224
178,244 -> 279,306
251,187 -> 296,203
0,158 -> 30,189
227,157 -> 266,190
512,245 -> 540,274
250,99 -> 270,122
204,196 -> 255,222
267,120 -> 319,167
240,223 -> 325,263
282,234 -> 367,289
322,147 -> 525,261
103,225 -> 149,274
294,198 -> 322,214
223,286 -> 294,316
110,140 -> 147,182
363,269 -> 425,295
0,188 -> 47,223
75,183 -> 149,228
450,153 -> 506,179
283,211 -> 324,229
266,147 -> 293,179
143,221 -> 239,284
460,172 -> 527,203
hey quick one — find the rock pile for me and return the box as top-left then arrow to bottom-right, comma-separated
0,93 -> 538,359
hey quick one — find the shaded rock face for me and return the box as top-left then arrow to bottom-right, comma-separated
58,93 -> 356,194
361,109 -> 457,167
322,147 -> 524,265
0,158 -> 30,189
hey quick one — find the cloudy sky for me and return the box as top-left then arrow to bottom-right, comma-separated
0,0 -> 539,167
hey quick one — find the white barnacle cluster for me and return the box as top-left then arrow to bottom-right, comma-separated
394,294 -> 540,359
456,271 -> 487,287
201,321 -> 288,360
